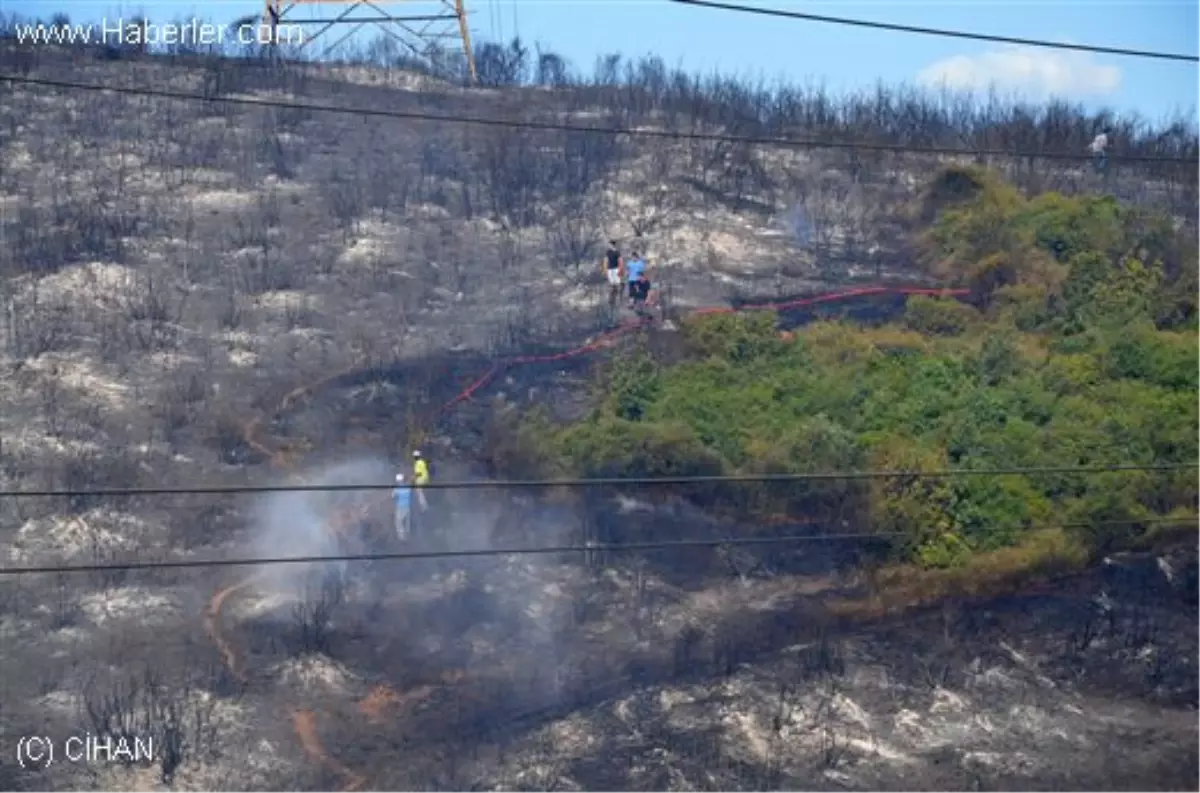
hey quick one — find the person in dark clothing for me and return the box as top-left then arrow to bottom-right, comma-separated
629,271 -> 653,319
602,240 -> 624,309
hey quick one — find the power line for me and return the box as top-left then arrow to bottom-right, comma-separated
669,0 -> 1200,63
2,516 -> 1193,577
0,73 -> 1193,165
2,463 -> 1194,499
0,532 -> 904,576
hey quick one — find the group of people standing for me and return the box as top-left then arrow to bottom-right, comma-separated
388,240 -> 654,543
604,239 -> 655,319
392,449 -> 430,541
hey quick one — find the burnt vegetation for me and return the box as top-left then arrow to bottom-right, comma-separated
0,9 -> 1196,791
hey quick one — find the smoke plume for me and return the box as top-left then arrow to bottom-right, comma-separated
785,202 -> 813,248
243,452 -> 596,717
249,455 -> 395,598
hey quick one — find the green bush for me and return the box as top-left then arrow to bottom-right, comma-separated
505,169 -> 1197,568
679,311 -> 783,362
917,532 -> 973,569
554,416 -> 726,479
1015,192 -> 1122,263
903,295 -> 979,336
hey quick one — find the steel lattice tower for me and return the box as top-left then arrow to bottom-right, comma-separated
263,0 -> 476,82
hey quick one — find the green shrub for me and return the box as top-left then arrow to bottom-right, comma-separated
555,417 -> 726,479
975,330 -> 1022,384
504,170 -> 1195,568
903,295 -> 979,336
601,343 -> 661,421
680,311 -> 783,362
1104,326 -> 1198,390
917,532 -> 973,569
1015,193 -> 1122,263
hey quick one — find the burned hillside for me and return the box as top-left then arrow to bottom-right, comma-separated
0,31 -> 1197,792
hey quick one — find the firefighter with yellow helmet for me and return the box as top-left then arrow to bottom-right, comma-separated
411,449 -> 430,512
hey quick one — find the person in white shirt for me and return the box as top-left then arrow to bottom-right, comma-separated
1089,129 -> 1110,173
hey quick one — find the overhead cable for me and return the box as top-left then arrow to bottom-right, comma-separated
1,516 -> 1193,577
669,0 -> 1200,63
1,463 -> 1195,499
0,532 -> 903,575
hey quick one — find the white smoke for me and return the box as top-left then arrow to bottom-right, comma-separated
244,453 -> 586,710
785,202 -> 813,248
405,479 -> 581,703
249,455 -> 395,598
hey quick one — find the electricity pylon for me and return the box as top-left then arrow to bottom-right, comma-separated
263,0 -> 476,82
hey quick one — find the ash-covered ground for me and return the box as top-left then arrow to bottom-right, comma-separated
208,483 -> 1199,792
0,44 -> 1196,792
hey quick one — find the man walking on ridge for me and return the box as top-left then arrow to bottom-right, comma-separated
603,239 -> 624,310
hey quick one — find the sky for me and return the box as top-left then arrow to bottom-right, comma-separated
5,0 -> 1198,122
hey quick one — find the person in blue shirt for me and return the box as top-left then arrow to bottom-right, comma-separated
625,251 -> 647,306
393,473 -> 412,541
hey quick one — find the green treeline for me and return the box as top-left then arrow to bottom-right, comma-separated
498,167 -> 1198,571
